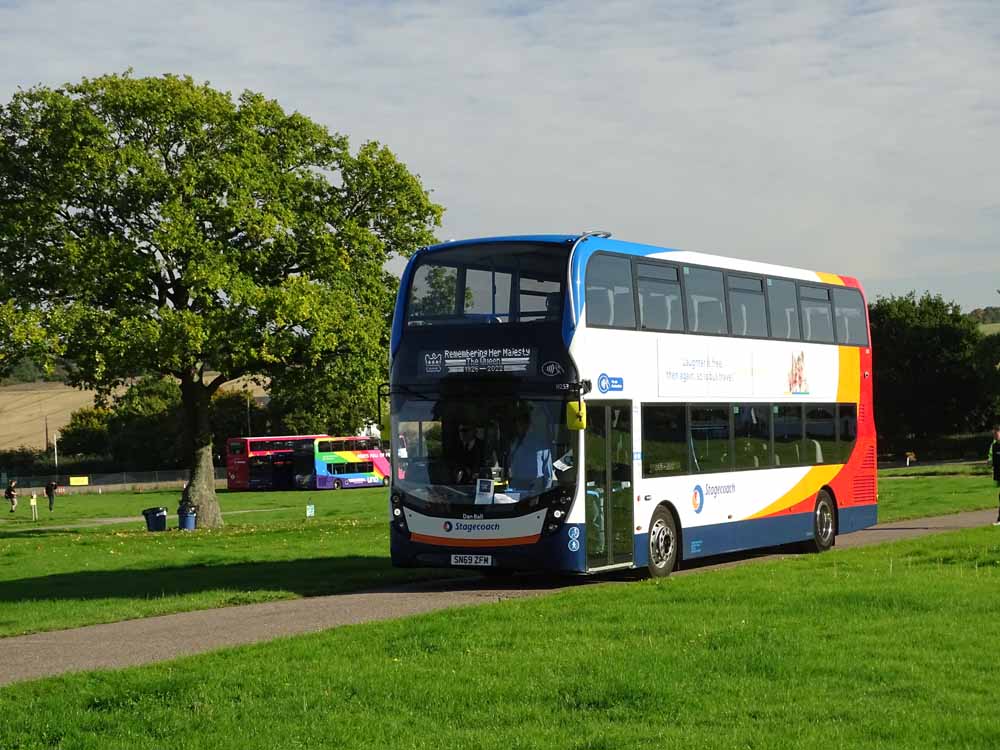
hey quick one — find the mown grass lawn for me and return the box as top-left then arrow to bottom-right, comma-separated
878,472 -> 998,522
2,527 -> 999,749
0,488 -> 459,638
1,471 -> 996,639
0,487 -> 378,529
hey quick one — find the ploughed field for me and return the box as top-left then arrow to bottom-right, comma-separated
0,469 -> 996,638
2,525 -> 998,749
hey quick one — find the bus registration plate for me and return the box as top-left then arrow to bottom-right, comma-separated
451,554 -> 492,567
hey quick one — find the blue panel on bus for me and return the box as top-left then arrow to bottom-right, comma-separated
837,504 -> 878,534
683,513 -> 815,560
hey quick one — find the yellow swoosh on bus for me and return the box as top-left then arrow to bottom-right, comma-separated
745,465 -> 842,520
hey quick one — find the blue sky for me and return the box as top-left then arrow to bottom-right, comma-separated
2,0 -> 998,308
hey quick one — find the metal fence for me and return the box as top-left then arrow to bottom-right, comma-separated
4,467 -> 227,490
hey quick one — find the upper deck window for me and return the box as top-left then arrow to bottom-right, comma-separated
832,288 -> 869,346
684,267 -> 728,335
728,275 -> 767,338
636,262 -> 683,332
799,285 -> 835,344
586,255 -> 636,329
406,242 -> 569,327
766,278 -> 801,340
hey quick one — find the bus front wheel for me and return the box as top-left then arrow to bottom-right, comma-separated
808,490 -> 836,553
333,479 -> 342,491
647,506 -> 678,578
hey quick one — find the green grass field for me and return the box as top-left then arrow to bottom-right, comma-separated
1,470 -> 997,639
0,488 -> 458,637
2,526 -> 998,749
980,322 -> 1000,336
0,486 -> 379,529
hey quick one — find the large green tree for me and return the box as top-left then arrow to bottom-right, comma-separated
0,72 -> 441,525
0,303 -> 50,380
869,293 -> 988,441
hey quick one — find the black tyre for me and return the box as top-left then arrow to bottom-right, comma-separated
647,505 -> 678,578
808,489 -> 836,552
333,479 -> 342,490
382,476 -> 390,487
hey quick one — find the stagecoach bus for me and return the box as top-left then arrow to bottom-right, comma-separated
292,436 -> 392,490
387,233 -> 876,576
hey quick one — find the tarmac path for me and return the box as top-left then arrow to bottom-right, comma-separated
0,508 -> 995,687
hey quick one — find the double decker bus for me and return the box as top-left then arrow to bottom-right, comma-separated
226,435 -> 328,490
387,232 -> 876,576
292,436 -> 392,490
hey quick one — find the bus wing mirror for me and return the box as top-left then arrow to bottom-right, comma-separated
566,401 -> 587,431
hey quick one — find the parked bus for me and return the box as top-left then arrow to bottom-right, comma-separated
387,232 -> 876,576
292,436 -> 392,490
226,435 -> 328,490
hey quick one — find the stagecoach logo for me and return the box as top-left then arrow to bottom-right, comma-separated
541,361 -> 564,377
597,373 -> 624,393
424,352 -> 443,374
692,482 -> 736,514
442,521 -> 453,532
692,485 -> 705,514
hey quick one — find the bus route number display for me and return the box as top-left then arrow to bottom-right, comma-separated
421,348 -> 536,376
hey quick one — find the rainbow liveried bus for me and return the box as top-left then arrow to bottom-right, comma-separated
293,436 -> 391,490
387,232 -> 876,576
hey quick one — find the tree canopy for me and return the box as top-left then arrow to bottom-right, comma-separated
0,72 -> 442,524
869,292 -> 994,441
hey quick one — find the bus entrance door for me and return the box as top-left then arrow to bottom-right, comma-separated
584,401 -> 634,570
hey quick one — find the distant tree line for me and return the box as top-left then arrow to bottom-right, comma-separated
967,306 -> 1000,324
872,292 -> 1000,459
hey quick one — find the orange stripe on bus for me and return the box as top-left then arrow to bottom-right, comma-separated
815,271 -> 845,286
746,465 -> 843,520
837,346 -> 861,403
410,533 -> 541,548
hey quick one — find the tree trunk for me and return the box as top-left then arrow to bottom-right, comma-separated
181,376 -> 223,528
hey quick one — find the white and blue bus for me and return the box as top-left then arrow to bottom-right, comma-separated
388,233 -> 877,576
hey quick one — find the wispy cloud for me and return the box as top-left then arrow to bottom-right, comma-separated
2,0 -> 998,306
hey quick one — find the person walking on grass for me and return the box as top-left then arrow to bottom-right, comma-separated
45,480 -> 58,512
5,479 -> 17,513
990,426 -> 1000,526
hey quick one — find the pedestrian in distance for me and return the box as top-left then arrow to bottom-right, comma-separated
5,479 -> 17,513
45,480 -> 58,512
989,425 -> 1000,526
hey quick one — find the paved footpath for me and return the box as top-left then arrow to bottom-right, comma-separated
0,508 -> 995,687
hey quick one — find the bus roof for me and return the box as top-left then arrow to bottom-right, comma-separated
418,233 -> 857,283
233,435 -> 329,442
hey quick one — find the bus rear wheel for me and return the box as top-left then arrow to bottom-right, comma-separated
808,490 -> 836,553
332,479 -> 342,491
382,476 -> 389,487
647,506 -> 678,578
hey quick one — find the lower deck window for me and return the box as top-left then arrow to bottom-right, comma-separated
641,402 -> 860,476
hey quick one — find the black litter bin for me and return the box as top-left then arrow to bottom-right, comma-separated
142,507 -> 168,532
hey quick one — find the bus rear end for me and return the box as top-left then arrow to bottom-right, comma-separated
226,438 -> 250,490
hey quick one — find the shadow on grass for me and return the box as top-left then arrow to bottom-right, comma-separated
0,555 -> 453,605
